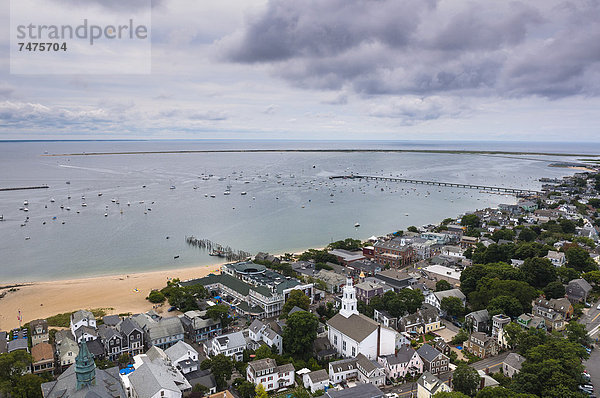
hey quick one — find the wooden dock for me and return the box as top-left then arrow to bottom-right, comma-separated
0,185 -> 49,192
329,175 -> 539,195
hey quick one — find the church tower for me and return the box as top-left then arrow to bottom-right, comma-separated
75,340 -> 96,390
339,276 -> 358,318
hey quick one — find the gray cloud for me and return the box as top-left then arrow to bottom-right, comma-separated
49,0 -> 163,12
221,0 -> 600,99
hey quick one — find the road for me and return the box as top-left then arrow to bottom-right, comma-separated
584,348 -> 600,396
581,300 -> 600,339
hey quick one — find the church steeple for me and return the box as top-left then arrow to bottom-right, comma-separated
339,276 -> 358,318
75,340 -> 96,390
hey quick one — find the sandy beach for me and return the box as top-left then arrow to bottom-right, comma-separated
0,263 -> 222,330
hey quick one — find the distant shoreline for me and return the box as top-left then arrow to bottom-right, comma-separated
44,149 -> 600,157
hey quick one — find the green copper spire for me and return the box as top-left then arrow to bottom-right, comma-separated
75,340 -> 96,390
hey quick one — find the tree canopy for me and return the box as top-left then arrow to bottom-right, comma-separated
206,304 -> 233,328
452,364 -> 480,397
283,311 -> 319,360
281,289 -> 310,317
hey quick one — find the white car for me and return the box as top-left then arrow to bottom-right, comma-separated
385,394 -> 399,398
597,303 -> 600,310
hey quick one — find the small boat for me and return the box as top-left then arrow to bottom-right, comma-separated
241,192 -> 247,195
210,194 -> 216,198
111,198 -> 116,203
174,255 -> 179,259
139,201 -> 144,204
224,191 -> 230,195
355,222 -> 360,227
0,215 -> 3,221
23,200 -> 29,206
50,198 -> 55,202
81,195 -> 85,200
104,213 -> 108,217
127,202 -> 131,206
98,193 -> 103,196
204,194 -> 208,197
81,203 -> 87,207
66,181 -> 70,185
65,207 -> 70,211
170,186 -> 176,190
330,200 -> 334,203
23,208 -> 29,212
142,185 -> 146,188
25,237 -> 30,240
209,250 -> 226,257
67,195 -> 71,199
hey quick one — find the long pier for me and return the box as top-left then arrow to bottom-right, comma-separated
0,185 -> 49,192
329,175 -> 539,195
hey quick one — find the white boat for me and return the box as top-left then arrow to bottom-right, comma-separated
104,213 -> 108,217
81,203 -> 87,207
241,192 -> 247,195
224,191 -> 230,195
355,222 -> 360,227
111,198 -> 116,203
25,237 -> 30,240
0,215 -> 3,221
65,207 -> 70,211
23,200 -> 29,206
50,198 -> 55,202
127,202 -> 131,206
204,194 -> 208,197
23,207 -> 29,212
210,194 -> 216,198
170,186 -> 176,190
98,193 -> 103,196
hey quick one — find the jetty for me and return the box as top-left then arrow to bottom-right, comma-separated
329,175 -> 540,195
0,185 -> 49,192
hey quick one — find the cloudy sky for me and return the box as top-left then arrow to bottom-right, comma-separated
1,0 -> 600,141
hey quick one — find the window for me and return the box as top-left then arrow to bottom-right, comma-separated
334,335 -> 338,345
352,347 -> 356,356
343,341 -> 346,351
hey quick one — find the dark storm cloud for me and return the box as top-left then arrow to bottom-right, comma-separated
221,0 -> 600,99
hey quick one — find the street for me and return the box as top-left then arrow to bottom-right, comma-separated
584,346 -> 600,396
581,300 -> 600,340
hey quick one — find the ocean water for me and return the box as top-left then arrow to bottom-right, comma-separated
0,140 -> 597,282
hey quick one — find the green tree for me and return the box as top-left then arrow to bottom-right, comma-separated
520,257 -> 557,289
0,351 -> 43,398
328,238 -> 363,251
146,290 -> 165,303
441,296 -> 464,318
475,386 -> 536,397
204,354 -> 233,391
502,322 -> 523,349
11,373 -> 43,398
255,383 -> 268,398
556,266 -> 581,283
461,214 -> 481,228
255,344 -> 273,360
559,219 -> 577,234
492,228 -> 516,242
565,321 -> 589,347
436,280 -> 453,292
434,392 -> 469,398
451,363 -> 480,396
566,246 -> 595,272
283,311 -> 319,360
407,225 -> 419,233
192,383 -> 209,394
487,295 -> 523,318
291,387 -> 311,398
451,329 -> 468,345
583,270 -> 600,286
206,304 -> 232,328
517,228 -> 537,242
235,379 -> 256,398
543,281 -> 565,299
281,289 -> 310,317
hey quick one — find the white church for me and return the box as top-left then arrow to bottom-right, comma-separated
327,277 -> 397,360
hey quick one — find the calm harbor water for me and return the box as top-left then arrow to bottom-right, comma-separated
0,140 -> 597,282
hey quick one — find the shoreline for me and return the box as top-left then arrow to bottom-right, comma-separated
0,262 -> 223,331
44,149 -> 600,157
